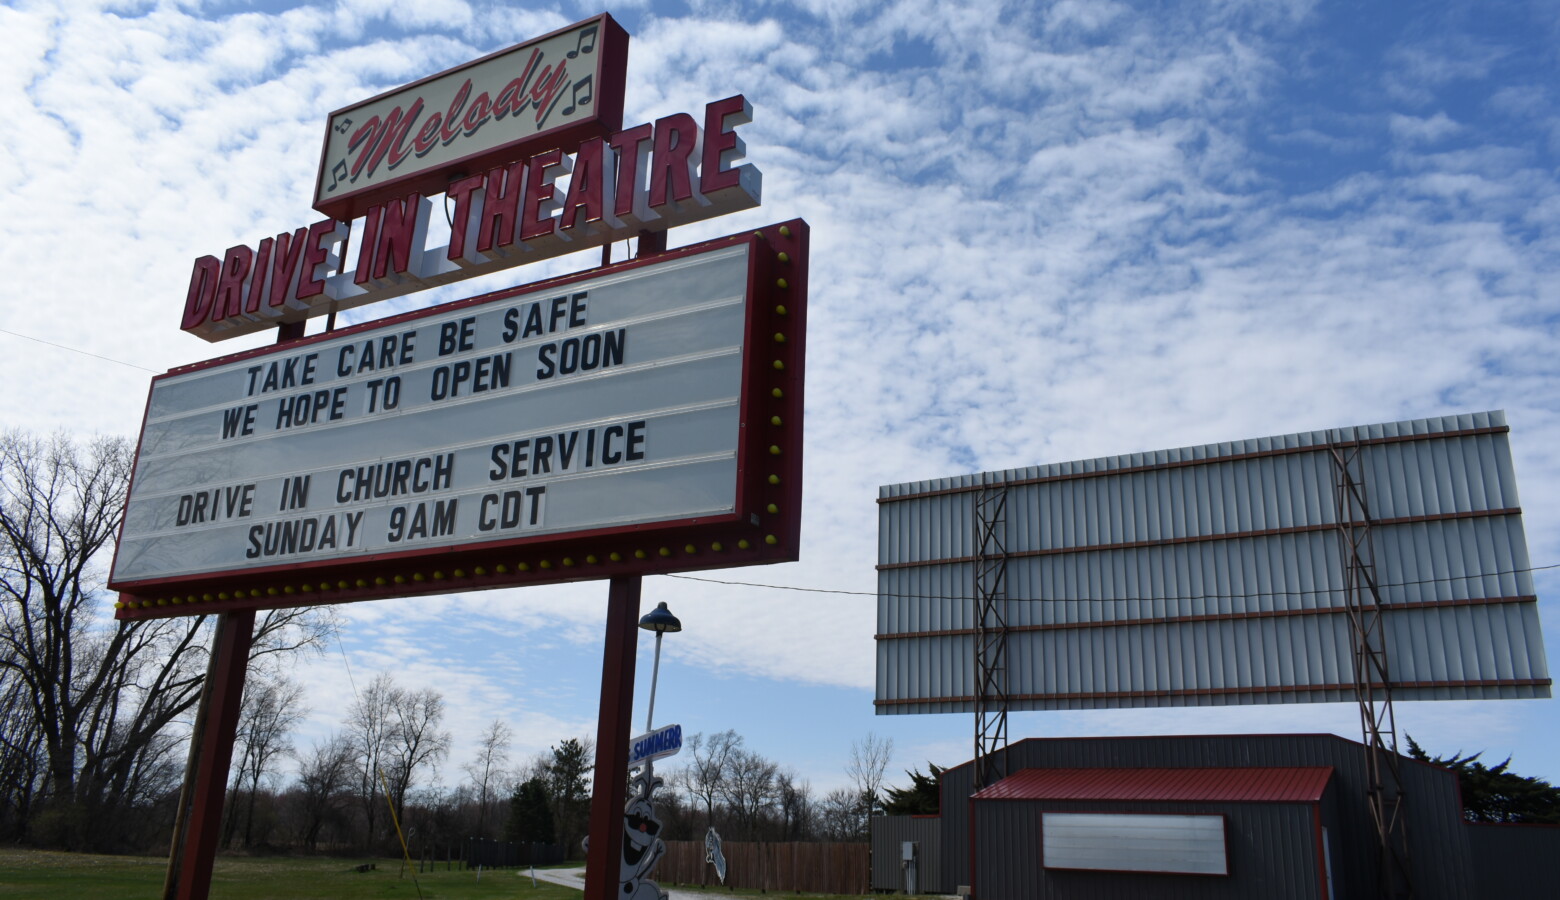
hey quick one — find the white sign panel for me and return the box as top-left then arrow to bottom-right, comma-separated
113,244 -> 752,588
629,724 -> 683,767
1042,812 -> 1228,876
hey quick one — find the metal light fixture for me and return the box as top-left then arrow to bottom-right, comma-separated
638,602 -> 680,733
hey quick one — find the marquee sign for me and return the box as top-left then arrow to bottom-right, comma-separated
313,14 -> 628,221
114,221 -> 808,619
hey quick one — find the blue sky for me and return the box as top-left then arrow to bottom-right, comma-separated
2,0 -> 1558,797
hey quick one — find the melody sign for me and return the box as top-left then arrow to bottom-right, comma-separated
113,222 -> 808,618
314,14 -> 628,220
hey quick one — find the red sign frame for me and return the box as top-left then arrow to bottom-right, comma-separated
112,220 -> 808,620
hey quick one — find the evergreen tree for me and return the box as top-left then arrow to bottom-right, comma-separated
882,764 -> 943,816
504,777 -> 556,844
1407,736 -> 1560,824
545,738 -> 593,855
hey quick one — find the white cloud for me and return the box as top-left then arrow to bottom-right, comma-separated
1388,111 -> 1460,144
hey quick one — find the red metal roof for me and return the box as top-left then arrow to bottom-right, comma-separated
971,767 -> 1333,804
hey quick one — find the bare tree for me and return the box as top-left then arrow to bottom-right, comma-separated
0,670 -> 44,840
462,719 -> 512,839
345,673 -> 399,847
719,747 -> 779,841
0,430 -> 333,849
683,729 -> 742,830
385,686 -> 450,830
291,734 -> 355,850
816,787 -> 866,841
846,732 -> 894,828
224,675 -> 306,847
776,768 -> 813,841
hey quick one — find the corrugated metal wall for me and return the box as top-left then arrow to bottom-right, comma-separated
922,734 -> 1476,900
870,816 -> 945,893
877,411 -> 1550,712
1466,824 -> 1560,900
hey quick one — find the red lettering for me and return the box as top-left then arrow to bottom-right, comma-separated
386,98 -> 425,169
445,173 -> 486,261
479,162 -> 527,253
181,255 -> 220,330
494,49 -> 541,119
529,63 -> 567,125
462,92 -> 493,135
213,244 -> 253,322
374,192 -> 422,279
609,124 -> 653,219
559,138 -> 604,233
268,228 -> 307,309
347,107 -> 414,182
244,237 -> 274,314
413,112 -> 442,156
296,219 -> 343,300
649,113 -> 699,210
440,79 -> 473,144
521,149 -> 564,242
700,95 -> 750,196
353,205 -> 382,286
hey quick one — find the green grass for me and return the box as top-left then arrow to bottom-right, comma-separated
0,848 -> 583,900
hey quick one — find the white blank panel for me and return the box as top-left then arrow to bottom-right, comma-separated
1042,812 -> 1228,876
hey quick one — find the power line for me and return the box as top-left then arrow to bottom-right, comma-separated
668,561 -> 1560,605
0,326 -> 160,373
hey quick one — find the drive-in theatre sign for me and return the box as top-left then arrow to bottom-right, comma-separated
130,15 -> 808,900
110,13 -> 809,619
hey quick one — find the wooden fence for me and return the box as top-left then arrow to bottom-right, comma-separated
656,841 -> 869,894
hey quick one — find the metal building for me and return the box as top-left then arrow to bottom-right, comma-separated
876,411 -> 1549,714
870,733 -> 1560,899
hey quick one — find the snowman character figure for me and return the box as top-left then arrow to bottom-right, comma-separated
620,765 -> 667,900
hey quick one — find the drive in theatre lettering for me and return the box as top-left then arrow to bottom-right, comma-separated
111,222 -> 809,619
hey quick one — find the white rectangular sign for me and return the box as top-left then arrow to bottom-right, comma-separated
629,724 -> 682,767
1042,812 -> 1228,876
113,243 -> 752,588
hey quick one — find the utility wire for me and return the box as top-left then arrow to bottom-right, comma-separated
668,561 -> 1560,604
0,326 -> 161,373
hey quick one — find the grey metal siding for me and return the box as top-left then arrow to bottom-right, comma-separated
1466,824 -> 1560,900
870,816 -> 945,893
877,411 -> 1548,712
933,734 -> 1477,900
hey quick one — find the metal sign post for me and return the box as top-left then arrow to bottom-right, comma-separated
163,610 -> 254,900
583,576 -> 641,900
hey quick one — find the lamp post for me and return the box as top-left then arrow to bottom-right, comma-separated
638,601 -> 681,733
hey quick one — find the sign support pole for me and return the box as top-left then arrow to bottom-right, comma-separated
583,575 -> 641,900
165,609 -> 255,900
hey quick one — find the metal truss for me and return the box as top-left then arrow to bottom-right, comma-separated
1330,434 -> 1413,899
972,476 -> 1011,791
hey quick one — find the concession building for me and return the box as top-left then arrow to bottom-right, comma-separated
870,733 -> 1560,899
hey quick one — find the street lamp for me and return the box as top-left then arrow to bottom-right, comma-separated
638,601 -> 681,733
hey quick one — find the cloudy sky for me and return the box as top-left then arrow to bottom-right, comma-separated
3,0 -> 1558,798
